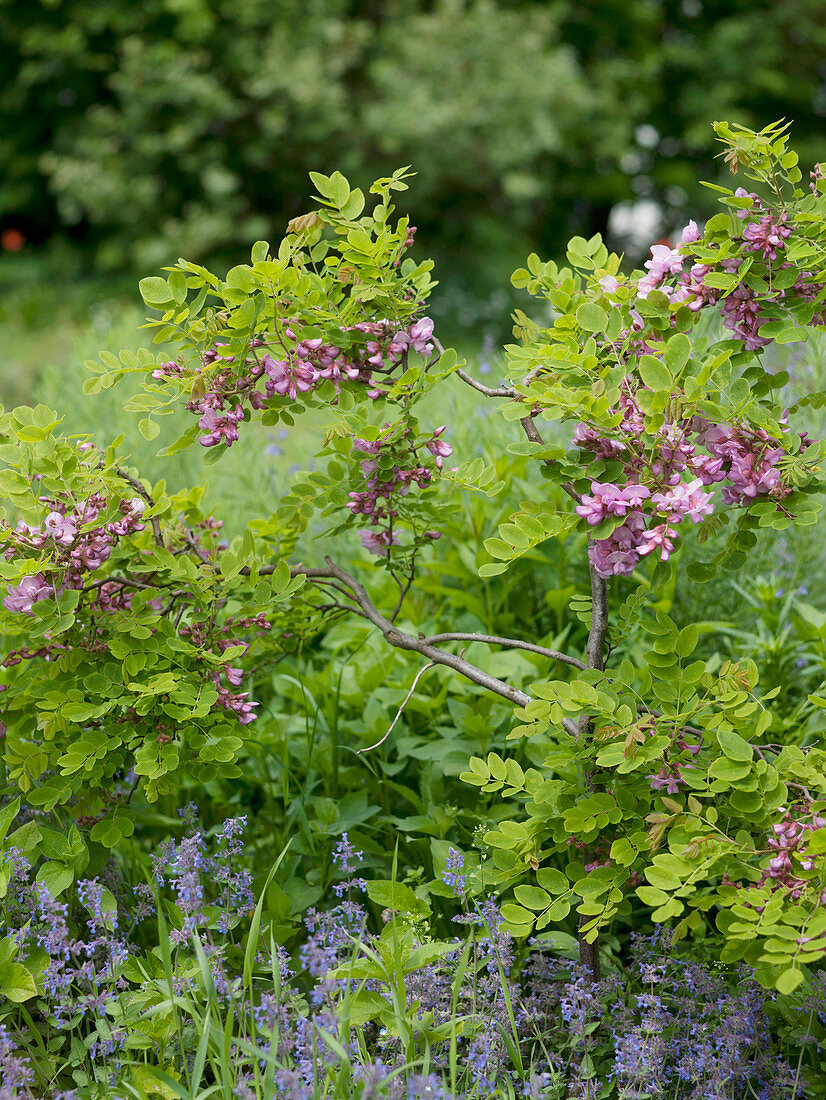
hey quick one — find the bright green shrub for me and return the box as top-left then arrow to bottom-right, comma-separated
2,121 -> 826,996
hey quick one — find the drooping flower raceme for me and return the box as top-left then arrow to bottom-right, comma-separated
179,315 -> 438,455
3,491 -> 146,614
346,424 -> 452,556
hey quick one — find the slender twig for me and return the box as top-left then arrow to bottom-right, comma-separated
388,551 -> 417,624
518,415 -> 580,503
523,364 -> 550,386
434,336 -> 581,503
183,530 -> 212,566
787,781 -> 816,801
310,602 -> 364,623
305,577 -> 372,618
423,632 -> 586,670
80,576 -> 165,594
358,660 -> 437,754
454,368 -> 516,399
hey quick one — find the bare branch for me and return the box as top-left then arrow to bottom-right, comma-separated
454,367 -> 516,399
430,336 -> 515,399
585,561 -> 609,673
358,660 -> 437,754
80,576 -> 185,595
561,716 -> 581,739
423,632 -> 586,670
434,336 -> 580,505
290,559 -> 532,709
518,415 -> 580,504
576,557 -> 611,982
292,565 -> 584,738
578,566 -> 609,740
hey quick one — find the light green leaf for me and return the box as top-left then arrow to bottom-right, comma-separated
139,277 -> 173,308
514,885 -> 552,911
717,729 -> 753,763
575,302 -> 608,332
638,355 -> 672,392
0,961 -> 38,1002
775,967 -> 804,994
138,418 -> 160,441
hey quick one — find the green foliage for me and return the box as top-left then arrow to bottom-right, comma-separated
0,0 -> 613,286
4,120 -> 826,1079
0,407 -> 307,832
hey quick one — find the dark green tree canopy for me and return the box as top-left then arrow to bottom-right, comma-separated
2,0 -> 825,286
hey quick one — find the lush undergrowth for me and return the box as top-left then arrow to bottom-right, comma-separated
4,129 -> 826,1098
4,821 -> 826,1099
2,315 -> 826,1095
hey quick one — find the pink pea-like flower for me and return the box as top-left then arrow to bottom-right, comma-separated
4,573 -> 53,615
43,511 -> 77,546
360,530 -> 399,556
647,764 -> 686,795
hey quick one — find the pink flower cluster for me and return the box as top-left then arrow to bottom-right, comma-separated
647,744 -> 701,793
571,308 -> 807,576
577,476 -> 714,578
178,316 -> 436,450
741,210 -> 792,263
573,387 -> 726,576
695,419 -> 791,504
2,643 -> 63,668
346,426 -> 451,556
3,574 -> 53,616
647,764 -> 688,796
213,679 -> 258,725
630,715 -> 702,796
760,808 -> 826,904
198,405 -> 245,448
601,200 -> 822,353
180,612 -> 272,726
152,360 -> 186,380
3,494 -> 146,614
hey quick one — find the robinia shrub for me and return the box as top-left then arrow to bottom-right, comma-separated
2,121 -> 826,991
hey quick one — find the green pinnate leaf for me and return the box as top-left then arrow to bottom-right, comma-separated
514,885 -> 552,911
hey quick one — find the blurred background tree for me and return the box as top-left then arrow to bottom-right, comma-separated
1,0 -> 825,325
